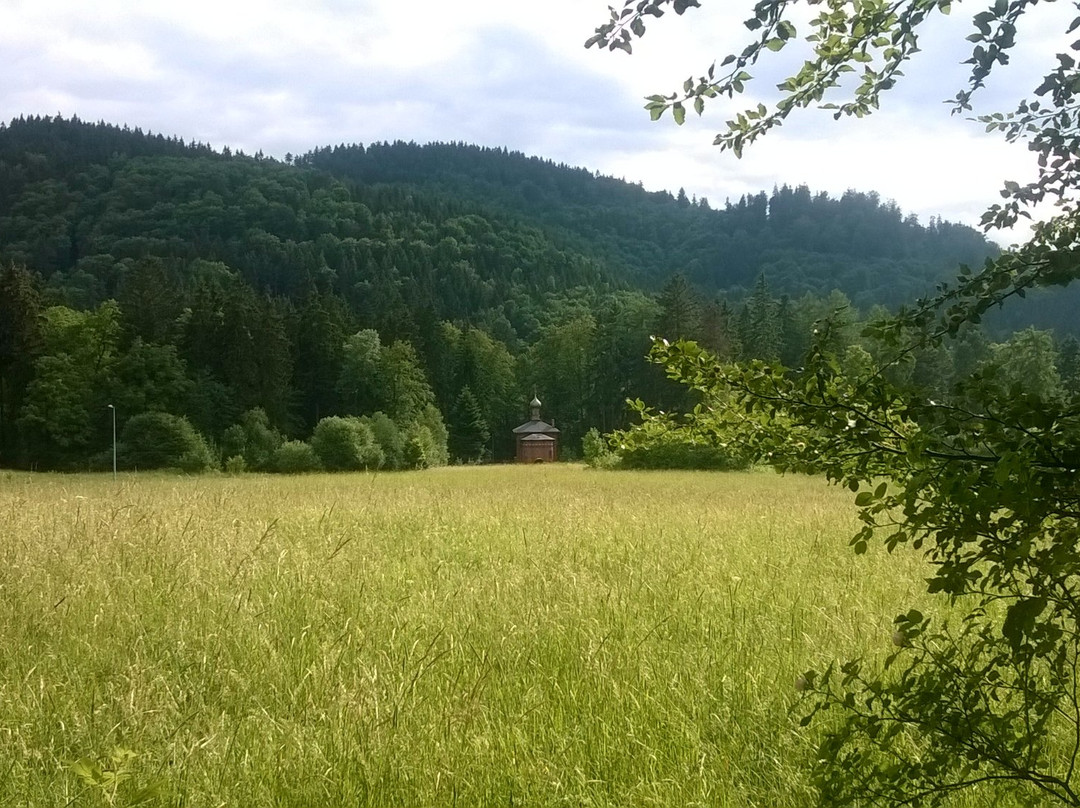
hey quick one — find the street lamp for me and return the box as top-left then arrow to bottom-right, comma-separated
107,404 -> 116,480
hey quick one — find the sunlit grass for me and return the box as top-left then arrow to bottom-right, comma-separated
0,466 -> 932,806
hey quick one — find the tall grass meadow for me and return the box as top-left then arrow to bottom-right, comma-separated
1,466 -> 933,806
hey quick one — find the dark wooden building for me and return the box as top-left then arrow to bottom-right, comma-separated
512,397 -> 560,462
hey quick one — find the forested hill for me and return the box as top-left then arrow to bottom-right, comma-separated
301,140 -> 995,307
0,116 -> 618,345
0,115 -> 1039,471
1,116 -> 995,317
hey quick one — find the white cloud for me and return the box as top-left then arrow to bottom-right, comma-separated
0,0 -> 1071,245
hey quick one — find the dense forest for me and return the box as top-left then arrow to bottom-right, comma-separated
1,115 -> 1076,471
300,141 -> 996,308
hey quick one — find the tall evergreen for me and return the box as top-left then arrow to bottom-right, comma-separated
450,386 -> 489,463
0,264 -> 43,464
742,274 -> 781,362
655,273 -> 702,343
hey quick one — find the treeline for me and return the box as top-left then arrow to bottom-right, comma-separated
588,280 -> 1080,470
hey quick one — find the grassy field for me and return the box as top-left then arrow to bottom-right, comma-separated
0,465 -> 933,807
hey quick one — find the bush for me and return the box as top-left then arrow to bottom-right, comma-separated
224,455 -> 247,474
220,408 -> 283,471
609,414 -> 749,471
618,434 -> 749,470
120,412 -> 215,472
361,412 -> 405,469
310,416 -> 384,471
402,424 -> 437,469
412,404 -> 449,467
582,428 -> 620,469
271,440 -> 323,473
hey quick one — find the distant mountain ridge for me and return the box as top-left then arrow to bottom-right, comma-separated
299,139 -> 997,307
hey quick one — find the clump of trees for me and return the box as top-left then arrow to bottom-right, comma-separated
117,412 -> 215,472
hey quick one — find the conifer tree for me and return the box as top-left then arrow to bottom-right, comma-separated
450,386 -> 489,463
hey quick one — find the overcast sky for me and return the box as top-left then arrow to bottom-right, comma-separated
3,0 -> 1070,244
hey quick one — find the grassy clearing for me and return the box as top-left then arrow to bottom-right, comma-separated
1,466 -> 932,806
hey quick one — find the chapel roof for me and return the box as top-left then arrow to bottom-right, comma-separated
512,419 -> 560,435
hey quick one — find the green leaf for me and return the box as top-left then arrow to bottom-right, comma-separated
70,758 -> 102,784
1002,597 -> 1047,651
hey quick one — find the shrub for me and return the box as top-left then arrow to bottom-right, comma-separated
403,425 -> 437,469
618,438 -> 748,470
582,428 -> 620,469
220,408 -> 283,471
271,440 -> 323,474
610,413 -> 749,471
310,416 -> 384,471
412,404 -> 449,467
361,412 -> 405,470
120,412 -> 215,472
224,455 -> 247,475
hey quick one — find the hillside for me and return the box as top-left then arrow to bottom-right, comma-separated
0,116 -> 617,345
0,117 -> 998,316
301,140 -> 996,308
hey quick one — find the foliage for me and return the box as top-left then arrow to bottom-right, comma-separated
0,262 -> 42,465
521,314 -> 597,450
981,326 -> 1065,401
220,408 -> 284,472
17,302 -> 122,467
380,341 -> 436,424
449,386 -> 490,463
337,330 -> 385,416
302,140 -> 993,307
120,411 -> 215,472
581,427 -> 619,469
407,403 -> 450,468
589,0 -> 1080,803
1061,335 -> 1080,394
69,747 -> 166,806
360,412 -> 406,470
309,415 -> 384,471
0,116 -> 1062,471
270,440 -> 324,474
610,398 -> 751,470
223,454 -> 247,475
112,339 -> 193,418
0,115 -> 1028,470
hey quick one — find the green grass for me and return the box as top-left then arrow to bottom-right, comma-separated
0,466 -> 931,806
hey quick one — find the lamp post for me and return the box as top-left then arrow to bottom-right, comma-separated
107,404 -> 116,480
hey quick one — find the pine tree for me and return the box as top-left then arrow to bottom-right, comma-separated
699,298 -> 739,360
450,386 -> 489,462
656,272 -> 701,342
743,274 -> 781,361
